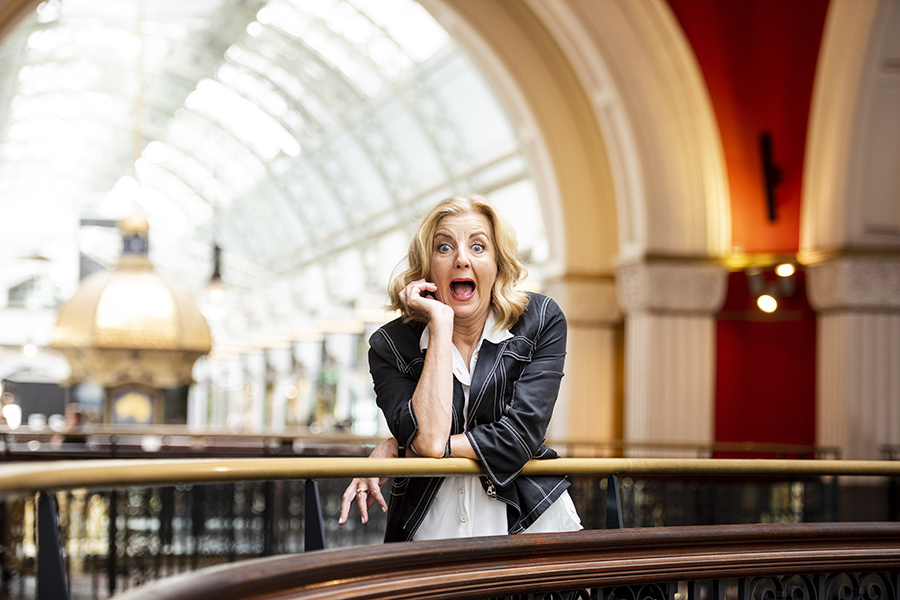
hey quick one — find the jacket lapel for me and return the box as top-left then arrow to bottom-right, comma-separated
451,379 -> 465,433
467,339 -> 501,423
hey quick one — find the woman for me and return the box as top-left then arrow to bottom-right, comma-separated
339,194 -> 581,542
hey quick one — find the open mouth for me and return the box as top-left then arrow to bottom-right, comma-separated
450,279 -> 476,301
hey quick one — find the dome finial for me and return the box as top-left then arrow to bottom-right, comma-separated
117,214 -> 150,257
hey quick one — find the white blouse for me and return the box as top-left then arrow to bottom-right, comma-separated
412,313 -> 582,541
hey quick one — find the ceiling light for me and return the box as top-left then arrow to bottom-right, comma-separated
775,263 -> 795,277
757,294 -> 777,313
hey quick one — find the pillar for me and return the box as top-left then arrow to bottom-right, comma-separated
616,259 -> 727,455
807,254 -> 900,459
543,275 -> 622,444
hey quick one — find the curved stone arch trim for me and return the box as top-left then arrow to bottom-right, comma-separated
801,0 -> 900,256
524,0 -> 731,261
420,0 -> 619,278
0,0 -> 40,38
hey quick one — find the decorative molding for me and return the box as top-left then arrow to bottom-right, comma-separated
802,0 -> 900,252
542,274 -> 621,326
0,0 -> 40,39
526,0 -> 730,259
616,259 -> 727,315
806,255 -> 900,312
420,0 -> 617,279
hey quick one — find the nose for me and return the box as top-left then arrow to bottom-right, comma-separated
455,247 -> 470,268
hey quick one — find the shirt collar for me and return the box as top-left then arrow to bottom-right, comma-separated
419,310 -> 513,352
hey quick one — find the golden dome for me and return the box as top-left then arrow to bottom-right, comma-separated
51,216 -> 212,389
117,213 -> 150,236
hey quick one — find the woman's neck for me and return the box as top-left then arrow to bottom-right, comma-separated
452,316 -> 487,366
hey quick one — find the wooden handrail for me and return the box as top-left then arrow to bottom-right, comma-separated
112,522 -> 900,600
1,456 -> 899,496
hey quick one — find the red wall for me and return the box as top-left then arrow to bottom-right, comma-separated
666,0 -> 828,447
716,271 -> 817,447
667,0 -> 829,253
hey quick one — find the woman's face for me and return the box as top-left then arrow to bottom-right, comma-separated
429,212 -> 498,327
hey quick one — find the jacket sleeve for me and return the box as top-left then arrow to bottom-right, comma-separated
368,326 -> 422,450
466,295 -> 567,488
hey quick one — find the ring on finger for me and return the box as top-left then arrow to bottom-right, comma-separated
357,489 -> 368,495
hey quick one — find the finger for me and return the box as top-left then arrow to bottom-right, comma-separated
416,281 -> 437,295
369,485 -> 388,513
339,480 -> 359,525
357,490 -> 370,524
403,280 -> 434,303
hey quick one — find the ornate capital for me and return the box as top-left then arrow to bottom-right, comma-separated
542,275 -> 621,326
807,254 -> 900,312
616,258 -> 727,315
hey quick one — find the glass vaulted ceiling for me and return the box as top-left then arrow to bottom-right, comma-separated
0,0 -> 546,348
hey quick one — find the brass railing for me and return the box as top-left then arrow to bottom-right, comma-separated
2,456 -> 899,495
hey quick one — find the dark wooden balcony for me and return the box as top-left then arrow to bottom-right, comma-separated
1,431 -> 898,599
115,522 -> 900,600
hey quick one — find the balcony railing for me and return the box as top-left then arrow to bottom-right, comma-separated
111,522 -> 900,600
1,454 -> 899,600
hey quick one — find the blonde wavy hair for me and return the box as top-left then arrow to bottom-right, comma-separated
388,194 -> 529,330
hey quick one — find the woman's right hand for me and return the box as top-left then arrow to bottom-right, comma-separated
338,437 -> 398,525
398,279 -> 453,324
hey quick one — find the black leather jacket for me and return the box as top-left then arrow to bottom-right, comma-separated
369,292 -> 569,542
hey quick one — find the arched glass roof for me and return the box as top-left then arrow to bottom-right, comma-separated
0,0 -> 547,352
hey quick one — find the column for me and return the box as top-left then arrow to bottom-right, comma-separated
187,358 -> 209,429
807,254 -> 900,459
616,259 -> 727,455
325,331 -> 357,428
266,344 -> 294,433
293,337 -> 323,428
543,275 -> 622,445
243,349 -> 267,432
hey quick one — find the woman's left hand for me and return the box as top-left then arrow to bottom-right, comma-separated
338,437 -> 398,524
339,476 -> 386,525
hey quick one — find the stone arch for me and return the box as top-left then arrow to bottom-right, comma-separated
802,0 -> 900,254
421,0 -> 731,269
420,0 -> 730,444
0,0 -> 40,38
802,0 -> 900,459
525,0 -> 731,261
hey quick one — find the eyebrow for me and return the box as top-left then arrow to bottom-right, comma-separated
434,230 -> 489,241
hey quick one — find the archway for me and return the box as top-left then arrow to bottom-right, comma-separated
423,0 -> 730,446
